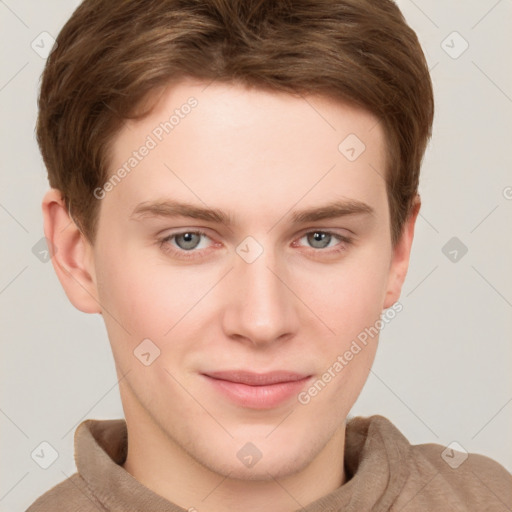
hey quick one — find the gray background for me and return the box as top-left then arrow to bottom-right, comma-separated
1,1 -> 511,510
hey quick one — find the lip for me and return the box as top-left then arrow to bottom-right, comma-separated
201,370 -> 312,409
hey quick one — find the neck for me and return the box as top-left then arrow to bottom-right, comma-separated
124,428 -> 345,512
121,386 -> 346,512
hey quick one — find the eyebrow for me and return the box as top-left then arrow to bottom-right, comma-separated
130,198 -> 375,225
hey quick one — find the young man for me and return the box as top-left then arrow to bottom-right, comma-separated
27,0 -> 511,511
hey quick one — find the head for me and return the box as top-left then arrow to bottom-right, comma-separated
38,0 -> 433,482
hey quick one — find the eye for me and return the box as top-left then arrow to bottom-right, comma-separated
170,231 -> 205,250
159,230 -> 213,260
294,230 -> 353,254
158,229 -> 353,261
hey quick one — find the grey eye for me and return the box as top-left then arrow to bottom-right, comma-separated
174,232 -> 202,250
305,232 -> 333,249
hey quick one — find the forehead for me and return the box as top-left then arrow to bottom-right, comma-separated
103,79 -> 388,226
113,78 -> 385,160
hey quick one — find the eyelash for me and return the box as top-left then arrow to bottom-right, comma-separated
158,229 -> 353,260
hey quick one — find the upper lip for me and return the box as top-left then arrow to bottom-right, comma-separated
203,370 -> 310,386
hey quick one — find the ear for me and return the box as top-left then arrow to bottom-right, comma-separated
42,189 -> 101,314
383,195 -> 421,309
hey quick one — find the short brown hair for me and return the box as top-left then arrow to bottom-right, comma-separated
36,0 -> 434,246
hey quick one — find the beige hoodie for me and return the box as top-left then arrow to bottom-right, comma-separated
25,414 -> 512,511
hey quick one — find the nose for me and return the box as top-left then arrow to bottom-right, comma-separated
221,242 -> 298,348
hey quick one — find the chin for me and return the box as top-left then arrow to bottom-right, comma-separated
184,433 -> 325,482
205,452 -> 312,482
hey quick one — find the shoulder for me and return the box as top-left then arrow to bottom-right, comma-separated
25,472 -> 102,512
407,441 -> 512,510
356,415 -> 512,510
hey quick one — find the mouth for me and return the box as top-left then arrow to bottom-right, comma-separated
201,370 -> 312,409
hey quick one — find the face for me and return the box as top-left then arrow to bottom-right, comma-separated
86,79 -> 409,480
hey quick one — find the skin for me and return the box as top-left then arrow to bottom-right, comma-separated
43,79 -> 420,512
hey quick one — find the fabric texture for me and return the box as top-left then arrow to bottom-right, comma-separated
25,414 -> 512,511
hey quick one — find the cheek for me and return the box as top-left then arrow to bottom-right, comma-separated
301,244 -> 392,342
299,256 -> 389,411
94,244 -> 216,347
93,244 -> 164,342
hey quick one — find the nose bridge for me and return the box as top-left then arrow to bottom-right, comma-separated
223,237 -> 295,345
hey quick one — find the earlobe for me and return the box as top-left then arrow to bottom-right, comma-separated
383,195 -> 421,309
42,189 -> 101,314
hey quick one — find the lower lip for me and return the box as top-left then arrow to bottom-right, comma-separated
202,375 -> 311,409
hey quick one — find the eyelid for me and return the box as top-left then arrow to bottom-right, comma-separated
160,229 -> 216,243
292,229 -> 353,249
295,226 -> 354,239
